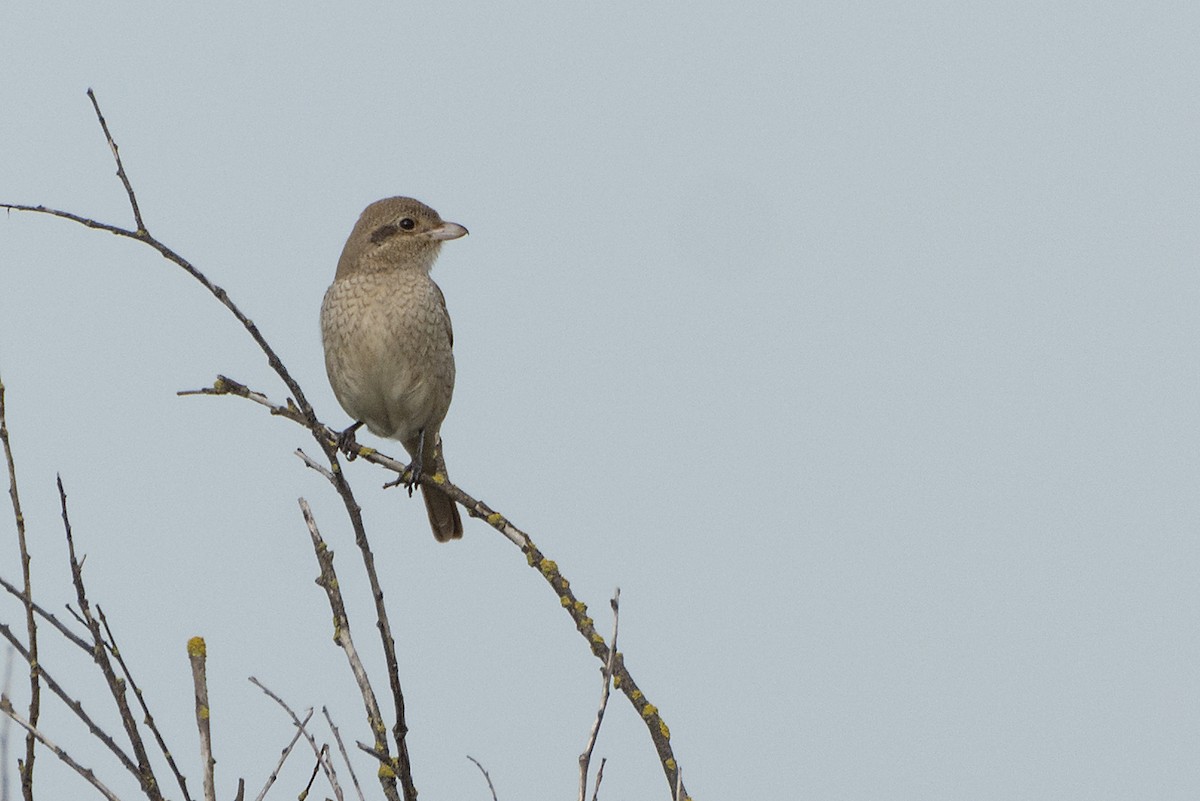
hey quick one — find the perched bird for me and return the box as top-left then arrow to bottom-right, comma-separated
320,196 -> 467,541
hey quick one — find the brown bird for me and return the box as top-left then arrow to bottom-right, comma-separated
320,196 -> 467,541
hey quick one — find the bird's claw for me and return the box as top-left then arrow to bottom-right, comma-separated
401,453 -> 424,497
336,422 -> 364,460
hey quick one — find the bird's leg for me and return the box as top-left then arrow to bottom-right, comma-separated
403,428 -> 425,496
336,421 -> 365,460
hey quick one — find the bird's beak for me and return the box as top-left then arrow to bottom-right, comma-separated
426,221 -> 469,241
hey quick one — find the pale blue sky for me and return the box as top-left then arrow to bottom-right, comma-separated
2,3 -> 1199,799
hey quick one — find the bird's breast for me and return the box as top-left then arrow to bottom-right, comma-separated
320,271 -> 455,443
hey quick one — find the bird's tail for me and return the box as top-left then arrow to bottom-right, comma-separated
420,434 -> 462,542
424,486 -> 463,542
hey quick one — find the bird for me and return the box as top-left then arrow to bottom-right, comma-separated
320,196 -> 467,541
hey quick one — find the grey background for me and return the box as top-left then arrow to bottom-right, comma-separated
2,2 -> 1198,799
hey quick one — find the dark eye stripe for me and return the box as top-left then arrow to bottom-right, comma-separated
369,224 -> 399,244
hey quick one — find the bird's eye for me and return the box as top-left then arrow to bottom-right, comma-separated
399,218 -> 416,230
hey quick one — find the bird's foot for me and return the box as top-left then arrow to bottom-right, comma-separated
400,450 -> 424,497
336,421 -> 365,460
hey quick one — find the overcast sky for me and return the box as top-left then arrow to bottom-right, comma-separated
2,3 -> 1199,800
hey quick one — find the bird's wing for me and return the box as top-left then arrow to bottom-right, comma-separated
434,281 -> 454,348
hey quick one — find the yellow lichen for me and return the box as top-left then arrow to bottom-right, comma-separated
378,763 -> 396,779
665,758 -> 676,771
187,637 -> 206,658
642,704 -> 658,718
631,690 -> 643,701
487,512 -> 504,526
659,719 -> 670,739
198,705 -> 209,720
573,600 -> 587,613
560,597 -> 571,607
539,559 -> 558,575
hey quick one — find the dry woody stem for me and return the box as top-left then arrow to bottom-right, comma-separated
188,637 -> 216,801
0,377 -> 40,801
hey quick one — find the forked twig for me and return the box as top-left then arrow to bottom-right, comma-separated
249,676 -> 345,801
253,707 -> 313,801
579,589 -> 620,801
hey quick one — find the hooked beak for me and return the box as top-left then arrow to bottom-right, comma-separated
426,221 -> 469,241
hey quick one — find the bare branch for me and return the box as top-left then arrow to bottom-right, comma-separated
86,88 -> 145,234
323,707 -> 366,801
1,645 -> 14,801
188,637 -> 216,801
0,695 -> 124,801
293,504 -> 394,801
59,476 -> 164,801
252,707 -> 312,801
248,677 -> 344,801
0,576 -> 90,653
465,756 -> 499,801
0,376 -> 39,801
590,758 -> 606,801
0,622 -> 138,776
578,589 -> 620,801
98,607 -> 195,801
295,449 -> 335,482
299,746 -> 325,801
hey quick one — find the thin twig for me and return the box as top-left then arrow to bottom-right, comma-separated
0,622 -> 139,776
299,746 -> 325,801
0,576 -> 90,652
0,376 -> 38,801
590,758 -> 606,801
295,449 -> 335,482
293,504 -> 381,801
59,476 -> 164,801
0,695 -> 124,801
188,637 -> 216,801
323,707 -> 366,801
253,707 -> 313,801
466,756 -> 499,801
86,88 -> 145,234
1,645 -> 14,801
248,676 -> 344,801
98,607 -> 195,801
578,589 -> 620,801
